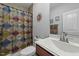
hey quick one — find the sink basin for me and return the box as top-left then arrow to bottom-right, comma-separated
52,40 -> 79,53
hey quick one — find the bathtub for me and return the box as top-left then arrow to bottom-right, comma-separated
35,37 -> 79,56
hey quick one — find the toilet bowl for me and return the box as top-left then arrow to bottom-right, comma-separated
20,37 -> 39,56
20,46 -> 36,56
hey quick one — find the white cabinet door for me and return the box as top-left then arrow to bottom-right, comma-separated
63,9 -> 79,35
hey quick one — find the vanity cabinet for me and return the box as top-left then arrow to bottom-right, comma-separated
36,44 -> 54,56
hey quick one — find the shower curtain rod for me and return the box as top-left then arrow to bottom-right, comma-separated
0,3 -> 32,15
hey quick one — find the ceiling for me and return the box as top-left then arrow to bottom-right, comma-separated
4,3 -> 33,11
50,3 -> 64,10
4,3 -> 64,11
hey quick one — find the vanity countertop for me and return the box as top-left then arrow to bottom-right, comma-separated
35,37 -> 79,56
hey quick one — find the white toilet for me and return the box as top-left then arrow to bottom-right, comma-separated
20,37 -> 39,56
20,46 -> 36,56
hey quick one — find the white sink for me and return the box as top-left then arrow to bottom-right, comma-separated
52,40 -> 79,53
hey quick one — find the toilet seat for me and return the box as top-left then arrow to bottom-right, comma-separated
20,46 -> 36,56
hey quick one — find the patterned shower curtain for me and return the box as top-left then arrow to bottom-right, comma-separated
0,4 -> 32,56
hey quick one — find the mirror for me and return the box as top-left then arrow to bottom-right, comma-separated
50,3 -> 79,45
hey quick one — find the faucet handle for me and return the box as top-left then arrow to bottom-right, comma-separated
63,32 -> 67,36
36,36 -> 38,38
66,38 -> 69,43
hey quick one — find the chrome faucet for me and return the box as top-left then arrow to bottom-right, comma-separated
60,32 -> 69,43
66,38 -> 69,43
36,35 -> 41,38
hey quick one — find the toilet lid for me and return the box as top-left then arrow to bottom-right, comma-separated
20,46 -> 36,55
